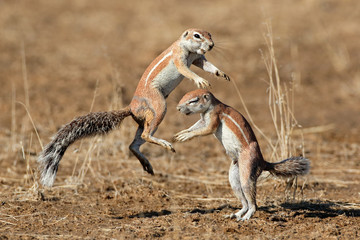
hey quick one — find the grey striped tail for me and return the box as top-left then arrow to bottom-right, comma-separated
37,108 -> 131,187
265,156 -> 310,178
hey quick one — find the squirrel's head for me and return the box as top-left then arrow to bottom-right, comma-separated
180,29 -> 214,55
177,89 -> 214,115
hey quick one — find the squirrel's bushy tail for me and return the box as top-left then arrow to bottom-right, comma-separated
265,156 -> 310,178
38,107 -> 132,187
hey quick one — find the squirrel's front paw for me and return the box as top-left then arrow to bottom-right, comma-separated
215,70 -> 230,81
176,129 -> 190,135
159,139 -> 176,152
173,132 -> 193,142
224,213 -> 236,219
195,78 -> 211,89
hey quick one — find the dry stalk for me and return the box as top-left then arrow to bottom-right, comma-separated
11,82 -> 17,153
16,102 -> 43,149
21,41 -> 30,109
262,21 -> 306,200
233,21 -> 306,201
77,137 -> 101,185
13,67 -> 41,196
18,138 -> 39,200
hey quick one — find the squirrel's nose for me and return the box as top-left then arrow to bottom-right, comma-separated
176,106 -> 181,111
209,43 -> 214,50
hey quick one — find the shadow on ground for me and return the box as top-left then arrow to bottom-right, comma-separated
115,204 -> 237,219
281,200 -> 360,218
116,200 -> 360,220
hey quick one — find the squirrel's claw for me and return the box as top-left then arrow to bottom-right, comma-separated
215,70 -> 230,81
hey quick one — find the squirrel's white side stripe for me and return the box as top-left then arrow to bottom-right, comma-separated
145,51 -> 173,87
222,113 -> 250,145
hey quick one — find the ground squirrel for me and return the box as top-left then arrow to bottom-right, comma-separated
38,29 -> 230,187
174,89 -> 310,220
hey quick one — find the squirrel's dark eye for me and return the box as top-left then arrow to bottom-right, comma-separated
189,97 -> 199,104
194,34 -> 201,39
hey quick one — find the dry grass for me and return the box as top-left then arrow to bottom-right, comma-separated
231,20 -> 308,199
261,22 -> 304,161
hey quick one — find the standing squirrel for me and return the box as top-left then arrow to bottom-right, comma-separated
38,29 -> 230,187
174,89 -> 309,220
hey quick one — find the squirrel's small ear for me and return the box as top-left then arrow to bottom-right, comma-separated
183,31 -> 188,38
203,94 -> 210,100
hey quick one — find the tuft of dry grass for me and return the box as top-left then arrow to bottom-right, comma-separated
232,21 -> 307,200
260,22 -> 307,200
260,21 -> 304,162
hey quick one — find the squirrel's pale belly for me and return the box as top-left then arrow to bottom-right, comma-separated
214,122 -> 242,161
229,160 -> 241,192
144,50 -> 201,97
152,60 -> 184,97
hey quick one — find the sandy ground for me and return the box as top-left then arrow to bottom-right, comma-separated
0,0 -> 359,239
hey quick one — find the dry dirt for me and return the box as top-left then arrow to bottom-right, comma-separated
1,0 -> 360,239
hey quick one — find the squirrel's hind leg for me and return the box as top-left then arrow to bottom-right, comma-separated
140,101 -> 175,153
225,160 -> 249,220
237,146 -> 261,220
129,127 -> 154,175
